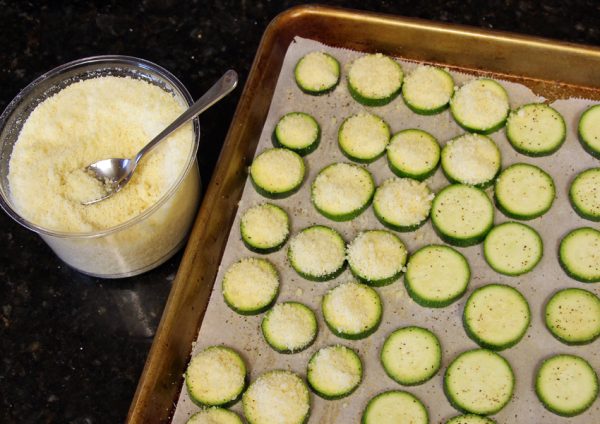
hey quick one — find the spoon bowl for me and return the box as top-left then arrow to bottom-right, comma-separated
82,69 -> 238,205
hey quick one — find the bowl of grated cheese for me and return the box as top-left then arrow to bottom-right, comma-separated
0,56 -> 201,278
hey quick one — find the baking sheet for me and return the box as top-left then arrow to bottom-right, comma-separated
172,37 -> 599,423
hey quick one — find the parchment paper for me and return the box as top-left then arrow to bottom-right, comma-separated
172,37 -> 600,424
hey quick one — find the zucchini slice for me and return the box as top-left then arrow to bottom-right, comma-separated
307,345 -> 362,400
578,104 -> 600,158
559,227 -> 600,283
243,370 -> 311,424
186,408 -> 243,424
386,129 -> 441,181
450,78 -> 509,134
311,162 -> 375,221
373,177 -> 433,232
545,288 -> 600,345
463,284 -> 530,350
250,148 -> 305,199
347,53 -> 403,106
483,222 -> 543,276
405,244 -> 470,308
273,112 -> 321,156
494,163 -> 555,220
444,349 -> 514,415
185,346 -> 247,408
569,167 -> 600,221
506,103 -> 566,156
347,230 -> 408,286
294,51 -> 340,95
338,112 -> 391,163
261,302 -> 317,354
288,225 -> 346,282
445,415 -> 496,424
362,391 -> 428,424
441,133 -> 501,188
431,184 -> 494,247
402,65 -> 454,115
222,258 -> 279,315
240,203 -> 290,254
535,354 -> 598,417
381,326 -> 442,386
322,281 -> 383,340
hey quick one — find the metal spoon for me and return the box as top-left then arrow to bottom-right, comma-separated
82,69 -> 238,205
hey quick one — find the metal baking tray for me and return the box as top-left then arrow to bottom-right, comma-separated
126,5 -> 600,423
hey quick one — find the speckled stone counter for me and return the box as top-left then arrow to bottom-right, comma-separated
1,1 -> 599,423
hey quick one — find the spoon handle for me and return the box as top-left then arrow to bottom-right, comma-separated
135,69 -> 238,163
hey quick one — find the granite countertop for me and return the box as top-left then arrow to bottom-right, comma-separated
1,1 -> 599,423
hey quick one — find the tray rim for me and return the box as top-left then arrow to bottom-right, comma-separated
127,5 -> 600,423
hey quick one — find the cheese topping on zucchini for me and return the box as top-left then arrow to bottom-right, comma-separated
322,281 -> 382,339
311,162 -> 374,221
294,51 -> 340,95
450,78 -> 509,134
240,203 -> 289,253
186,408 -> 243,424
386,129 -> 440,180
243,370 -> 310,424
402,65 -> 454,114
348,53 -> 403,106
250,148 -> 305,198
338,112 -> 390,162
373,177 -> 433,231
222,258 -> 279,315
273,112 -> 320,155
288,225 -> 345,281
261,302 -> 317,353
441,133 -> 501,187
307,345 -> 362,399
347,230 -> 408,286
185,346 -> 246,407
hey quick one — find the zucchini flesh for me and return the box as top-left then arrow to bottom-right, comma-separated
338,112 -> 390,163
373,177 -> 433,232
307,345 -> 362,400
569,167 -> 600,221
185,346 -> 247,408
250,148 -> 305,198
273,112 -> 321,156
441,133 -> 501,188
545,288 -> 600,345
322,281 -> 382,340
386,129 -> 440,180
483,222 -> 543,276
362,390 -> 428,424
450,78 -> 509,134
559,227 -> 600,283
261,302 -> 317,354
186,408 -> 243,424
402,65 -> 454,115
506,103 -> 566,156
445,415 -> 496,424
431,184 -> 494,246
405,244 -> 470,308
348,53 -> 403,106
444,349 -> 514,415
243,370 -> 311,424
288,225 -> 346,282
578,104 -> 600,158
294,51 -> 340,95
311,162 -> 375,221
381,326 -> 441,386
494,163 -> 555,220
240,203 -> 289,254
536,354 -> 598,417
347,230 -> 408,286
463,284 -> 530,350
222,258 -> 279,315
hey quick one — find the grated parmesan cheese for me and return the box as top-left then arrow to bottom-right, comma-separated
324,281 -> 381,333
263,303 -> 315,351
241,203 -> 289,248
442,133 -> 500,185
347,231 -> 407,280
250,148 -> 304,192
338,112 -> 390,159
289,226 -> 345,277
312,163 -> 373,215
295,51 -> 339,91
402,65 -> 453,109
451,79 -> 509,129
308,346 -> 361,394
275,113 -> 318,149
374,178 -> 433,227
348,53 -> 403,98
222,258 -> 279,310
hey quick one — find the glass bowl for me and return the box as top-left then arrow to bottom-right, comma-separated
0,56 -> 201,278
